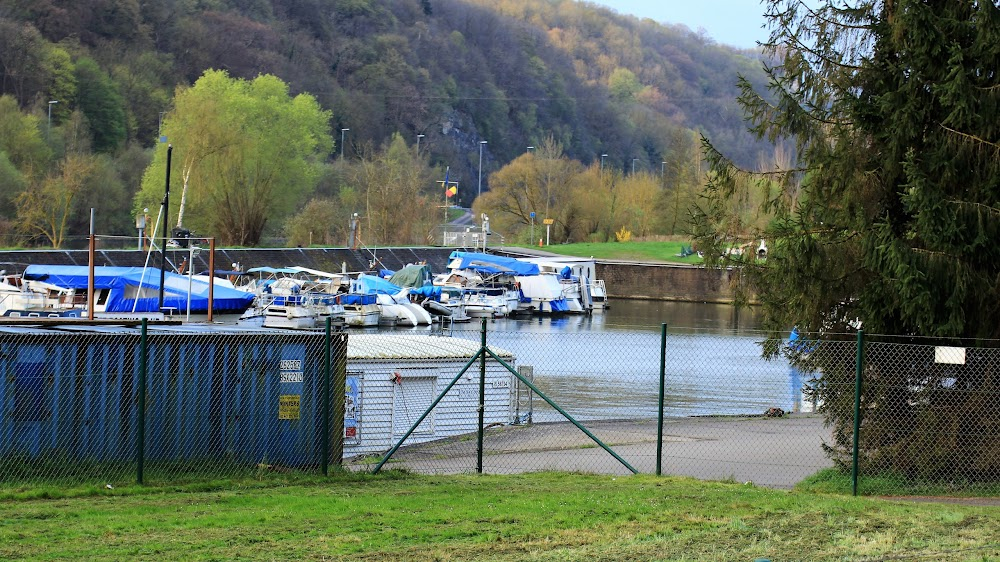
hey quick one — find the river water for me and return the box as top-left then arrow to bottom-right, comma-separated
421,299 -> 813,422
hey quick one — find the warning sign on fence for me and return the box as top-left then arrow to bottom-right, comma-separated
278,394 -> 301,420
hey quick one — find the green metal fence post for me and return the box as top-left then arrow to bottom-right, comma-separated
321,318 -> 331,476
477,317 -> 487,474
852,329 -> 864,496
657,323 -> 667,476
136,318 -> 148,485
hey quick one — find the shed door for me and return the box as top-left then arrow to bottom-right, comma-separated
392,372 -> 437,436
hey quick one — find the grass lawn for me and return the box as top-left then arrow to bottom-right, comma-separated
2,471 -> 997,561
512,241 -> 703,264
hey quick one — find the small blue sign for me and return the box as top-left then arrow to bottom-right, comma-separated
159,135 -> 168,143
530,212 -> 535,218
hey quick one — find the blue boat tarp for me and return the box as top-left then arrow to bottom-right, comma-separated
409,285 -> 442,300
448,251 -> 540,276
339,293 -> 377,306
356,274 -> 403,295
23,265 -> 255,313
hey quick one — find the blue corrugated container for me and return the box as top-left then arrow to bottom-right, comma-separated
0,325 -> 327,469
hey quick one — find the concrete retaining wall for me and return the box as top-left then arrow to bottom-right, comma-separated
596,262 -> 738,303
0,247 -> 737,303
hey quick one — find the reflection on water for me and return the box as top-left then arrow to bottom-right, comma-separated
375,299 -> 808,422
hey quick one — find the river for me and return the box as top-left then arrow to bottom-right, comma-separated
414,299 -> 813,423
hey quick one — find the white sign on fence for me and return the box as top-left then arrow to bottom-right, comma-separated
934,346 -> 966,365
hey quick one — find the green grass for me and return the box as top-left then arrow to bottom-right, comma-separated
1,471 -> 997,561
799,468 -> 1000,498
513,241 -> 704,264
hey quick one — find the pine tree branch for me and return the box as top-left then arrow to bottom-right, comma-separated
939,124 -> 1000,152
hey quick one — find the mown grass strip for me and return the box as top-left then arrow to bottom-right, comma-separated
1,472 -> 997,561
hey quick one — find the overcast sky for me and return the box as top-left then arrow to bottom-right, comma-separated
589,1 -> 772,49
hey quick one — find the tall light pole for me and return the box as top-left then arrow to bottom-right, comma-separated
478,140 -> 487,199
340,128 -> 350,159
416,133 -> 425,152
47,100 -> 58,136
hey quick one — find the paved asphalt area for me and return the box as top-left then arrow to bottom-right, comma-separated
350,413 -> 833,490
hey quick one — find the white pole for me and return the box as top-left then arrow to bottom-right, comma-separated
546,223 -> 550,246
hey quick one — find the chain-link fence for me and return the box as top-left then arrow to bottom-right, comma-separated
3,321 -> 999,496
0,323 -> 346,490
359,325 -> 837,489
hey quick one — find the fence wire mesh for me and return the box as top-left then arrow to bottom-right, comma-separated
0,326 -> 342,491
3,321 -> 999,497
358,326 -> 839,488
854,339 -> 1000,494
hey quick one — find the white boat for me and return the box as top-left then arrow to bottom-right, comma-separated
372,291 -> 431,327
338,293 -> 381,327
519,258 -> 607,314
237,292 -> 316,329
513,273 -> 570,314
236,267 -> 348,330
433,270 -> 520,318
1,274 -> 78,317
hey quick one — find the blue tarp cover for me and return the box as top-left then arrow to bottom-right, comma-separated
355,274 -> 404,295
23,265 -> 254,313
448,251 -> 540,276
409,285 -> 442,300
339,293 -> 377,306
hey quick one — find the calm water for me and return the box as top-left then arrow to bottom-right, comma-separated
423,300 -> 811,422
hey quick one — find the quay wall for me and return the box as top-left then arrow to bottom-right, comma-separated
0,247 -> 736,303
595,262 -> 737,303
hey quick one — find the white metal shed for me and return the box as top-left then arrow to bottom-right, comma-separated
344,334 -> 515,459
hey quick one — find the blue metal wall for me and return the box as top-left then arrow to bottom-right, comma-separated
0,329 -> 326,469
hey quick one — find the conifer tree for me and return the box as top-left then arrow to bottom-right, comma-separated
694,0 -> 1000,480
695,0 -> 1000,339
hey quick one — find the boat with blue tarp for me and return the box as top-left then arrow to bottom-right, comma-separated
21,265 -> 254,315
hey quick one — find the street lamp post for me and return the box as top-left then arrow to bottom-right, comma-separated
478,140 -> 487,199
47,100 -> 58,135
340,128 -> 350,159
417,134 -> 425,152
601,153 -> 608,170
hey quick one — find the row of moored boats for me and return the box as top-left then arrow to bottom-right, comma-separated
0,252 -> 608,329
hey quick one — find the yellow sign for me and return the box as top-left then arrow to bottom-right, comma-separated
278,395 -> 301,420
543,218 -> 554,225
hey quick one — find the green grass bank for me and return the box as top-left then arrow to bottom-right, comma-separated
2,472 -> 997,561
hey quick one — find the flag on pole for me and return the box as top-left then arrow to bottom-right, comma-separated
446,185 -> 457,198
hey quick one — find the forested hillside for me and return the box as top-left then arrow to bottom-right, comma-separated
0,0 -> 772,247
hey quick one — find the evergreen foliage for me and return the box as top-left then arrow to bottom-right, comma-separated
694,0 -> 1000,481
